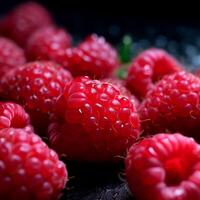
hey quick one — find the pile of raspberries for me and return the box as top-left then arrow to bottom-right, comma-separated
1,2 -> 200,200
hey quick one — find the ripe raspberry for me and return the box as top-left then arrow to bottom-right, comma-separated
0,61 -> 72,135
0,128 -> 67,199
0,102 -> 30,130
0,2 -> 53,46
0,37 -> 26,78
139,71 -> 200,139
126,133 -> 200,200
48,76 -> 140,162
59,34 -> 119,79
194,68 -> 200,77
126,48 -> 183,99
26,26 -> 72,61
102,78 -> 140,108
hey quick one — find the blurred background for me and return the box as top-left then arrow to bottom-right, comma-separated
1,1 -> 200,67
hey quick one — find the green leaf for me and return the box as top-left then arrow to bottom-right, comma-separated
119,35 -> 133,63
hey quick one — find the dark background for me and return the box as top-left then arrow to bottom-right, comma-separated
2,0 -> 200,70
1,0 -> 200,43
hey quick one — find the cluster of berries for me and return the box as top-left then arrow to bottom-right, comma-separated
1,2 -> 200,200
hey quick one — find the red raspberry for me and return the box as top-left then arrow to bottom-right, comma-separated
58,34 -> 119,79
139,71 -> 200,139
48,76 -> 140,162
26,26 -> 72,61
0,128 -> 67,199
0,2 -> 53,46
0,37 -> 26,78
194,69 -> 200,77
126,48 -> 183,99
0,61 -> 72,136
102,78 -> 140,108
126,133 -> 200,200
0,102 -> 30,130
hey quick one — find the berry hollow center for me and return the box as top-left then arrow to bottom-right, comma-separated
164,157 -> 191,186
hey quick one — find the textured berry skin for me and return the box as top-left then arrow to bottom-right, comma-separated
0,102 -> 30,130
0,61 -> 72,135
0,37 -> 26,78
126,48 -> 183,99
60,34 -> 119,79
194,69 -> 200,77
0,2 -> 53,46
0,128 -> 67,200
26,26 -> 72,61
126,133 -> 200,200
102,78 -> 140,108
48,76 -> 140,162
139,71 -> 200,139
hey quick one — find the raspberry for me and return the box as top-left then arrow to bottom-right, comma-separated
139,71 -> 200,139
0,102 -> 30,130
126,133 -> 200,200
59,34 -> 119,79
0,128 -> 67,199
48,76 -> 140,161
0,2 -> 53,46
26,26 -> 72,61
0,37 -> 26,78
102,78 -> 140,108
194,69 -> 200,77
126,48 -> 183,99
0,61 -> 72,136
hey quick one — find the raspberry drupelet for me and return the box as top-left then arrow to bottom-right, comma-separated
139,71 -> 200,140
60,34 -> 119,79
0,102 -> 30,130
102,78 -> 140,108
0,61 -> 72,136
126,133 -> 200,200
0,128 -> 67,200
126,48 -> 183,99
0,2 -> 53,46
0,37 -> 26,78
48,76 -> 140,162
26,26 -> 72,62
